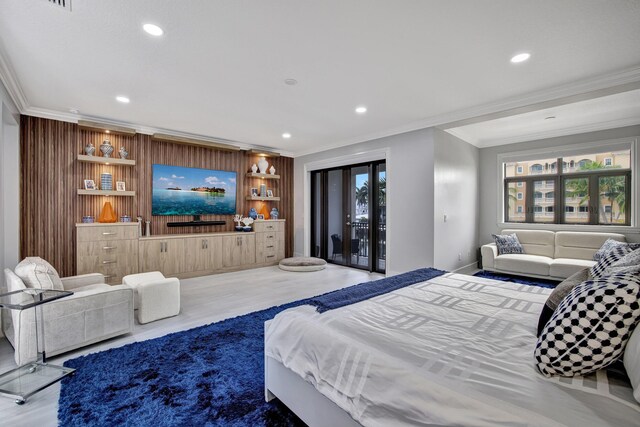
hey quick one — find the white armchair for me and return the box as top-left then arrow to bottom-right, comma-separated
2,268 -> 134,366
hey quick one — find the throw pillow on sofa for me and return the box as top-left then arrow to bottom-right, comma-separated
593,239 -> 640,262
14,257 -> 64,291
536,268 -> 590,336
590,244 -> 637,278
492,233 -> 524,255
534,273 -> 640,377
603,248 -> 640,276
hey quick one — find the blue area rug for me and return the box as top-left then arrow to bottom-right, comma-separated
473,270 -> 559,289
58,268 -> 444,426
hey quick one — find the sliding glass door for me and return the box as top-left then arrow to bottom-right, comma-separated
311,160 -> 386,273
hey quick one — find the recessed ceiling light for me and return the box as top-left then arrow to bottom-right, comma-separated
284,78 -> 298,86
510,53 -> 531,63
143,24 -> 164,36
116,96 -> 130,103
105,130 -> 111,134
282,133 -> 292,139
355,106 -> 367,114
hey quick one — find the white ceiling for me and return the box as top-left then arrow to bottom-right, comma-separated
0,1 -> 639,156
446,89 -> 640,148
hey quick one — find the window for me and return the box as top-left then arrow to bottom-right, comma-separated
516,165 -> 523,174
504,148 -> 632,226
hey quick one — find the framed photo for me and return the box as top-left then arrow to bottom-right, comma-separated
266,189 -> 274,197
84,179 -> 96,190
250,188 -> 259,197
257,214 -> 265,220
116,181 -> 126,191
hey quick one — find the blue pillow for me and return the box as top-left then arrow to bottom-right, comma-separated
492,233 -> 524,255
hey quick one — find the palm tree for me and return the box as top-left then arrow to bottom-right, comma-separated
378,177 -> 386,205
355,182 -> 368,207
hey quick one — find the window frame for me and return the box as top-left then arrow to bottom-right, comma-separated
499,137 -> 637,230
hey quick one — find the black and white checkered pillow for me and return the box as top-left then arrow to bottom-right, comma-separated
590,244 -> 636,278
535,273 -> 640,377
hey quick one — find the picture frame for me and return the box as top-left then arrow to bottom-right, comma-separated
84,179 -> 96,190
116,181 -> 126,191
266,189 -> 274,197
257,214 -> 265,220
250,188 -> 259,197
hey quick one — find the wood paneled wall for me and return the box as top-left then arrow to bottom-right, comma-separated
20,115 -> 293,276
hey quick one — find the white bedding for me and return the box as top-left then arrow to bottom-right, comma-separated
265,273 -> 640,427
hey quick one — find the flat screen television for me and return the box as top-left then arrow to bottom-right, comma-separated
152,164 -> 237,216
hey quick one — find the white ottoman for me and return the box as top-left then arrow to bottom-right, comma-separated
122,271 -> 181,324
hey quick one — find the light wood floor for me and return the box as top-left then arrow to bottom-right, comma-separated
0,264 -> 381,427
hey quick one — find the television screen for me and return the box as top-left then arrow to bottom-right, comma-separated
152,164 -> 237,216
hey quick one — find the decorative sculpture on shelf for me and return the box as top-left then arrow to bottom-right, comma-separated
98,201 -> 117,223
248,207 -> 258,220
100,139 -> 114,158
257,157 -> 268,174
234,214 -> 244,231
251,164 -> 258,173
84,142 -> 95,156
270,207 -> 279,219
269,165 -> 276,175
119,146 -> 129,159
241,216 -> 254,231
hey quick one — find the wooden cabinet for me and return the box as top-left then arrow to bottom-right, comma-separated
222,234 -> 256,268
138,238 -> 185,276
184,236 -> 223,273
76,223 -> 139,285
254,220 -> 286,265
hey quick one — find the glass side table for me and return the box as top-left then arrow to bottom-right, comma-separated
0,288 -> 75,404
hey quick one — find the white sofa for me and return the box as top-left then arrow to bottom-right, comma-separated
2,269 -> 134,366
481,229 -> 626,280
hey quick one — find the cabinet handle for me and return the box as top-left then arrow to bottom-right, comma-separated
267,235 -> 274,239
266,255 -> 275,259
266,245 -> 274,249
103,246 -> 116,250
102,260 -> 117,264
205,240 -> 208,249
102,232 -> 116,236
202,240 -> 205,249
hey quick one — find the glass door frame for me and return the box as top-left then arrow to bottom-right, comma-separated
310,160 -> 386,273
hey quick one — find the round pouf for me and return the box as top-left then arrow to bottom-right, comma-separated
278,257 -> 327,272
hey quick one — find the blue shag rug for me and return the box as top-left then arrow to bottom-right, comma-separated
58,268 -> 444,426
473,270 -> 559,289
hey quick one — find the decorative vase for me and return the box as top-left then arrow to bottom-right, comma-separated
260,184 -> 267,197
269,165 -> 276,175
258,204 -> 270,220
100,139 -> 114,158
137,217 -> 143,237
270,208 -> 279,219
251,164 -> 258,173
119,147 -> 128,159
248,207 -> 258,220
257,157 -> 268,174
98,202 -> 117,223
84,142 -> 95,156
120,215 -> 131,222
145,220 -> 151,236
100,173 -> 113,190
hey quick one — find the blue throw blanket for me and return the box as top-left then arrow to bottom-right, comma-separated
308,267 -> 446,312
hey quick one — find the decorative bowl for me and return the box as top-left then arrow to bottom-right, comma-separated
235,226 -> 244,232
243,226 -> 252,232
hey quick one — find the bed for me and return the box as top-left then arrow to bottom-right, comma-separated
264,273 -> 639,426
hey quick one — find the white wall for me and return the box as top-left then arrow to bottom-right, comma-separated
433,128 -> 479,271
0,79 -> 20,337
478,125 -> 640,245
294,128 -> 435,275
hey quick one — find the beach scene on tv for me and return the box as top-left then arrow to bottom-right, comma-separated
152,164 -> 237,216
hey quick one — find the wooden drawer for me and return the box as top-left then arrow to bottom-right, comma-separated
77,225 -> 138,242
77,240 -> 139,280
253,221 -> 283,233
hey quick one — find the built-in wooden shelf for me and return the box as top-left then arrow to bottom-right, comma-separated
245,196 -> 281,201
77,189 -> 136,197
245,172 -> 280,180
77,155 -> 136,166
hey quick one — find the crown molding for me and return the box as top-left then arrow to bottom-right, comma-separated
473,116 -> 640,149
0,43 -> 28,112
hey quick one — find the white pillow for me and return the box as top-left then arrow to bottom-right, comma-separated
624,325 -> 640,404
14,257 -> 64,291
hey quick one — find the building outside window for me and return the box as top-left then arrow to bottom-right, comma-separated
503,148 -> 632,226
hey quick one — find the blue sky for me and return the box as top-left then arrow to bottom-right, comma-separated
153,164 -> 237,192
355,171 -> 385,189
